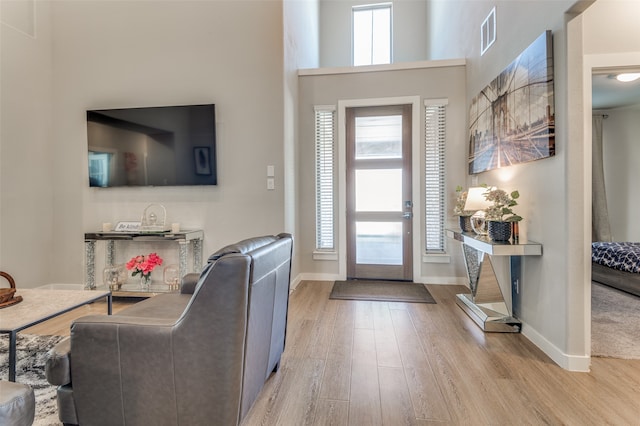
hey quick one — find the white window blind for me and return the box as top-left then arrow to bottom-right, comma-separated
424,100 -> 447,253
315,106 -> 336,251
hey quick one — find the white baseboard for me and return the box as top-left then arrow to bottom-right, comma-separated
521,323 -> 590,372
290,272 -> 339,292
416,276 -> 468,286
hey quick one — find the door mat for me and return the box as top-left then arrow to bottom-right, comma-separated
329,280 -> 436,303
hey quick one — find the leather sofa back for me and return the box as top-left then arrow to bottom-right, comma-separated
236,234 -> 293,419
68,252 -> 252,426
206,233 -> 293,420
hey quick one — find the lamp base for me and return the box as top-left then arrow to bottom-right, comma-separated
470,211 -> 488,235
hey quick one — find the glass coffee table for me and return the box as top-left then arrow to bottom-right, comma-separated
0,288 -> 112,381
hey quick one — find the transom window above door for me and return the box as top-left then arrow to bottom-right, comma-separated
352,3 -> 392,66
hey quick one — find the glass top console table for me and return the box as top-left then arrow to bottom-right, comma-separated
84,230 -> 204,295
446,229 -> 542,333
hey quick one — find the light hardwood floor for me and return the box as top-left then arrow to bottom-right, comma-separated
25,281 -> 640,425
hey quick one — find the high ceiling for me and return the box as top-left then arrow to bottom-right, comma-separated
592,73 -> 640,110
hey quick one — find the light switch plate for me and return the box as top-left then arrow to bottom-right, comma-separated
267,165 -> 275,177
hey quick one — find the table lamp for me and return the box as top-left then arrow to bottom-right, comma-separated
464,186 -> 492,235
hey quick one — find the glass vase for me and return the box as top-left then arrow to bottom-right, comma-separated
139,273 -> 151,290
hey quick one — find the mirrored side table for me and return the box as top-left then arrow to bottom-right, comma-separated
84,230 -> 204,292
446,229 -> 542,333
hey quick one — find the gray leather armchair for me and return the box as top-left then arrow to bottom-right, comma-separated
46,233 -> 293,426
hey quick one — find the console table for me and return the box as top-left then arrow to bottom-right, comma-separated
84,230 -> 204,293
446,229 -> 542,333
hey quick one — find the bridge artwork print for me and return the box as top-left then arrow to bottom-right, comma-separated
468,30 -> 555,174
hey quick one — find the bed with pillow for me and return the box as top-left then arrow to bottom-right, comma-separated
592,242 -> 640,297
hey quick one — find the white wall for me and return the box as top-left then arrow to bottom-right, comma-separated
319,0 -> 428,67
601,108 -> 640,241
1,0 -> 54,287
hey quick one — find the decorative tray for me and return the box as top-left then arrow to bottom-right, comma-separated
0,295 -> 23,309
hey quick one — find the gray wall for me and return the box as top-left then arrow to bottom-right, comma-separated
284,0 -> 321,281
298,64 -> 467,283
424,0 -> 640,367
425,0 -> 579,366
2,1 -> 289,286
1,0 -> 55,286
601,108 -> 640,242
585,1 -> 640,244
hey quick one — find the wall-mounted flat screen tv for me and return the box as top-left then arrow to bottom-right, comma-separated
87,104 -> 217,187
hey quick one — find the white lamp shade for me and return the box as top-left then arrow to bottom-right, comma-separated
463,187 -> 492,211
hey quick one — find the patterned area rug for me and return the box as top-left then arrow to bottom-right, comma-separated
592,282 -> 640,359
0,334 -> 64,425
330,280 -> 436,303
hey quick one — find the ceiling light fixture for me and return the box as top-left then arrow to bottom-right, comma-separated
616,73 -> 640,82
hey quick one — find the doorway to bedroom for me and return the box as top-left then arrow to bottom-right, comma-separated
590,64 -> 640,359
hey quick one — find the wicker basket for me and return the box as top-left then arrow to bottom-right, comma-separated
0,287 -> 16,304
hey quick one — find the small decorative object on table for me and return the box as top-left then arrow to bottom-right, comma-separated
103,264 -> 126,291
482,186 -> 523,242
126,253 -> 163,290
462,186 -> 493,235
163,264 -> 180,291
0,287 -> 16,304
140,203 -> 169,232
453,186 -> 474,232
0,271 -> 22,308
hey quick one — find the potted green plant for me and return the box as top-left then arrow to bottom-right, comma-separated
453,186 -> 475,232
482,186 -> 523,241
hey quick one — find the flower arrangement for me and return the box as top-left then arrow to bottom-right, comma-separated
126,252 -> 163,284
482,186 -> 523,222
453,186 -> 475,216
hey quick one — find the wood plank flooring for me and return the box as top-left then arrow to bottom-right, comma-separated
24,281 -> 640,425
242,281 -> 640,426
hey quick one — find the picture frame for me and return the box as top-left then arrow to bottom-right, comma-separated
194,147 -> 212,175
468,30 -> 555,174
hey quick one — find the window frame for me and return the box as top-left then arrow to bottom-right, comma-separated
352,2 -> 393,67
